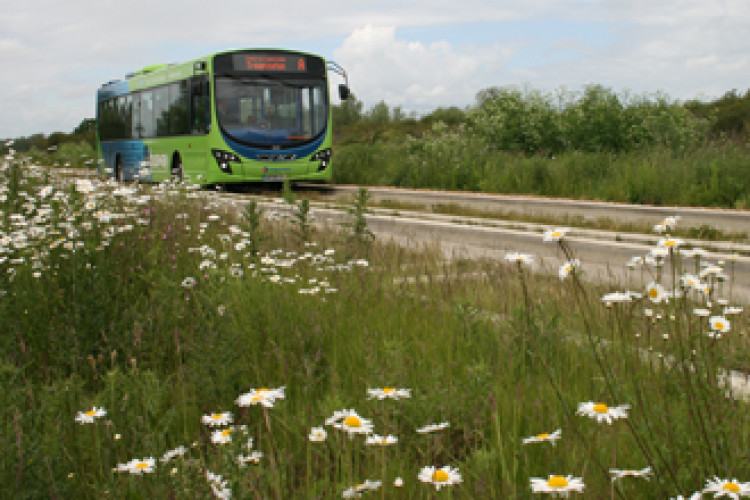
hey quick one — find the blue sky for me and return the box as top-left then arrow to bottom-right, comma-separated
1,0 -> 749,137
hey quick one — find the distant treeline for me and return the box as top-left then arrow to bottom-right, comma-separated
333,85 -> 750,152
3,85 -> 749,158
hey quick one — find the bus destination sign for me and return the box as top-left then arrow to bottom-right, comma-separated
234,54 -> 307,73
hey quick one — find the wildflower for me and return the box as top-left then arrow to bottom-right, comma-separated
367,387 -> 411,400
211,427 -> 238,445
671,494 -> 702,500
505,252 -> 533,264
418,465 -> 462,490
328,409 -> 374,438
701,265 -> 724,279
610,466 -> 652,482
709,316 -> 731,334
576,402 -> 630,424
558,259 -> 580,280
117,457 -> 156,475
308,426 -> 327,442
703,476 -> 750,499
394,477 -> 404,487
75,179 -> 95,194
543,228 -> 570,242
646,282 -> 668,303
681,273 -> 703,290
694,308 -> 711,317
160,445 -> 188,463
74,406 -> 106,424
343,479 -> 382,496
202,412 -> 233,427
366,434 -> 398,446
206,470 -> 232,500
601,291 -> 632,305
181,276 -> 197,288
416,422 -> 450,434
235,386 -> 285,408
658,237 -> 684,249
522,429 -> 561,446
627,255 -> 644,268
531,475 -> 585,496
724,306 -> 744,315
237,451 -> 263,466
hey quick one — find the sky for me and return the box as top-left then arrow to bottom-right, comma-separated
1,0 -> 749,138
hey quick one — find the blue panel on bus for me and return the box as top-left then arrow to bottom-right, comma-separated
97,80 -> 131,101
99,140 -> 148,180
220,131 -> 325,161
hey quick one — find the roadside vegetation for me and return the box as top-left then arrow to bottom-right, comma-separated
332,86 -> 750,209
2,150 -> 748,498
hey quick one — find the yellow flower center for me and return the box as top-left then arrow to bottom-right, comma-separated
551,231 -> 562,238
649,288 -> 659,299
211,413 -> 223,420
724,482 -> 741,493
593,403 -> 609,414
343,416 -> 362,428
432,470 -> 450,482
536,433 -> 550,439
383,387 -> 395,393
85,410 -> 96,417
548,476 -> 568,488
715,321 -> 725,330
665,240 -> 676,247
221,429 -> 232,437
135,462 -> 149,470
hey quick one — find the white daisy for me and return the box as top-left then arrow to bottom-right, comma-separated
367,387 -> 411,400
530,475 -> 585,497
522,429 -> 561,446
646,282 -> 668,303
703,476 -> 750,499
117,457 -> 156,475
160,446 -> 188,463
237,451 -> 263,466
558,259 -> 580,280
576,401 -> 630,424
416,422 -> 450,434
202,411 -> 233,427
308,426 -> 327,442
328,409 -> 373,438
365,434 -> 398,446
74,406 -> 106,424
505,252 -> 534,264
709,316 -> 731,334
601,291 -> 633,304
235,386 -> 286,408
418,465 -> 462,490
609,466 -> 652,482
658,237 -> 684,249
543,228 -> 570,242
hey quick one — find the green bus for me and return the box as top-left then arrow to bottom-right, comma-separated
96,48 -> 349,185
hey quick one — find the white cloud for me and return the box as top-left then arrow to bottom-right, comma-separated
333,25 -> 513,112
1,0 -> 750,137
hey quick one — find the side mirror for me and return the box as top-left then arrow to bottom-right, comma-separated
338,84 -> 351,101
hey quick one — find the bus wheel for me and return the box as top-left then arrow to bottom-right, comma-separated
171,153 -> 183,182
115,156 -> 124,182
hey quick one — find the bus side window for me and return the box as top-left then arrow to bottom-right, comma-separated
191,77 -> 209,134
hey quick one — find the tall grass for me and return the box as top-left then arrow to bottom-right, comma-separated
334,128 -> 750,209
1,154 -> 748,499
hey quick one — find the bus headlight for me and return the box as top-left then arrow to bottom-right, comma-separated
212,149 -> 241,174
310,148 -> 332,171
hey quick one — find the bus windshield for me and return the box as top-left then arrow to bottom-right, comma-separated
216,76 -> 327,148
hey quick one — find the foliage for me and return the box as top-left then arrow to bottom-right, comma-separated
1,156 -> 749,499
